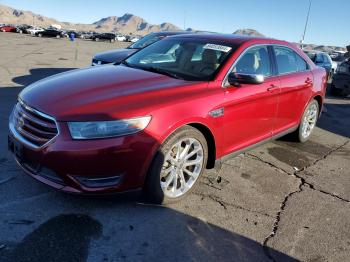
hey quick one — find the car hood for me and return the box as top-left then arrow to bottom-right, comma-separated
93,48 -> 137,63
20,65 -> 196,121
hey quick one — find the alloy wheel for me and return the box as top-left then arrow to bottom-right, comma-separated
301,103 -> 318,139
160,138 -> 204,198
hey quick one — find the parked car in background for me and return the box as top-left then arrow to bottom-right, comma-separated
0,25 -> 16,32
26,26 -> 44,35
35,29 -> 65,38
330,51 -> 347,62
116,35 -> 126,41
304,50 -> 333,80
8,34 -> 327,203
330,57 -> 350,96
91,33 -> 116,42
130,37 -> 140,43
16,24 -> 31,34
92,31 -> 190,66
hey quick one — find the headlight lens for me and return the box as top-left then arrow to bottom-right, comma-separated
68,116 -> 151,139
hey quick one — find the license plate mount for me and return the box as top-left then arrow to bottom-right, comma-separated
8,135 -> 23,161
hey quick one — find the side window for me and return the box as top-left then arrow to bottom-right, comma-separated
274,46 -> 298,74
233,46 -> 272,77
295,54 -> 309,71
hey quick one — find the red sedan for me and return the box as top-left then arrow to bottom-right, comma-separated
0,25 -> 16,32
8,34 -> 327,203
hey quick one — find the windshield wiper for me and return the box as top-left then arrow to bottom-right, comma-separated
143,67 -> 183,80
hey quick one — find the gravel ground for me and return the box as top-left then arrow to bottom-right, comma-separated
0,33 -> 349,262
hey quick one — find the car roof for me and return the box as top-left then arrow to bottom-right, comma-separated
165,33 -> 290,46
151,31 -> 194,36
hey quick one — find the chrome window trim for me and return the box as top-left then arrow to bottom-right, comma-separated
222,43 -> 312,88
9,97 -> 60,150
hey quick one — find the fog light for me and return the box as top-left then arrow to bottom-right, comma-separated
73,174 -> 124,188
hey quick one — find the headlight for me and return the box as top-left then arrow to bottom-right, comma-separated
68,116 -> 151,139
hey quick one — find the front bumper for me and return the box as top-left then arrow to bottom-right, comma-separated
8,121 -> 158,194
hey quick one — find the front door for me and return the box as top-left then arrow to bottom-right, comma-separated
222,45 -> 279,155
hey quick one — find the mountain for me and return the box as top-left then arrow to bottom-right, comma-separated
92,14 -> 180,34
0,4 -> 346,52
233,29 -> 265,37
0,4 -> 180,35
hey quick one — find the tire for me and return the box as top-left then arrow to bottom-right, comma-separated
144,126 -> 208,204
95,38 -> 99,42
38,33 -> 42,37
1,29 -> 5,32
110,39 -> 115,43
56,35 -> 60,39
289,99 -> 319,143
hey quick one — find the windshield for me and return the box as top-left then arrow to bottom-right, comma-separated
128,33 -> 163,49
124,38 -> 236,81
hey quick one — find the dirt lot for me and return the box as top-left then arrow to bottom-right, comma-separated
0,32 -> 349,262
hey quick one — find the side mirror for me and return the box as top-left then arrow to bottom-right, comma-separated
227,72 -> 264,86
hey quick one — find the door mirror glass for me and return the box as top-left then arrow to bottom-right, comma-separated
228,72 -> 264,86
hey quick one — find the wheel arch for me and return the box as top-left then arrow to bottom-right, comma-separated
156,120 -> 217,170
187,123 -> 216,169
312,94 -> 323,117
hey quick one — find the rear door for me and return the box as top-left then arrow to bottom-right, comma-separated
222,45 -> 279,154
272,45 -> 313,134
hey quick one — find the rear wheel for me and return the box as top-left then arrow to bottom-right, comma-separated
56,35 -> 61,39
38,33 -> 42,37
144,126 -> 208,204
289,99 -> 319,143
95,38 -> 99,41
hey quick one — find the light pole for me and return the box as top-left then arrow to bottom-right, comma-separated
301,0 -> 313,49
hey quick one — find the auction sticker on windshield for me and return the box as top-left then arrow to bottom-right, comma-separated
203,44 -> 232,53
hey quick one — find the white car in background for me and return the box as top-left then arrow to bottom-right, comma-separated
116,35 -> 126,41
27,26 -> 44,35
130,37 -> 140,43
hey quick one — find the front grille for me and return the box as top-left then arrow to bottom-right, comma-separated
12,100 -> 58,147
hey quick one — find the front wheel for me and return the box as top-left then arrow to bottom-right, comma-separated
144,126 -> 208,204
290,99 -> 319,143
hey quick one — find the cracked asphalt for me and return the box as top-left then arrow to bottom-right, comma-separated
0,33 -> 349,262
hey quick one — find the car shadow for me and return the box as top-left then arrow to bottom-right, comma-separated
0,201 -> 297,262
1,67 -> 298,261
11,68 -> 77,86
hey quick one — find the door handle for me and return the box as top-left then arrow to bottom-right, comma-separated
305,77 -> 313,84
267,84 -> 278,91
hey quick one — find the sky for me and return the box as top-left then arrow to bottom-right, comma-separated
1,0 -> 349,47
